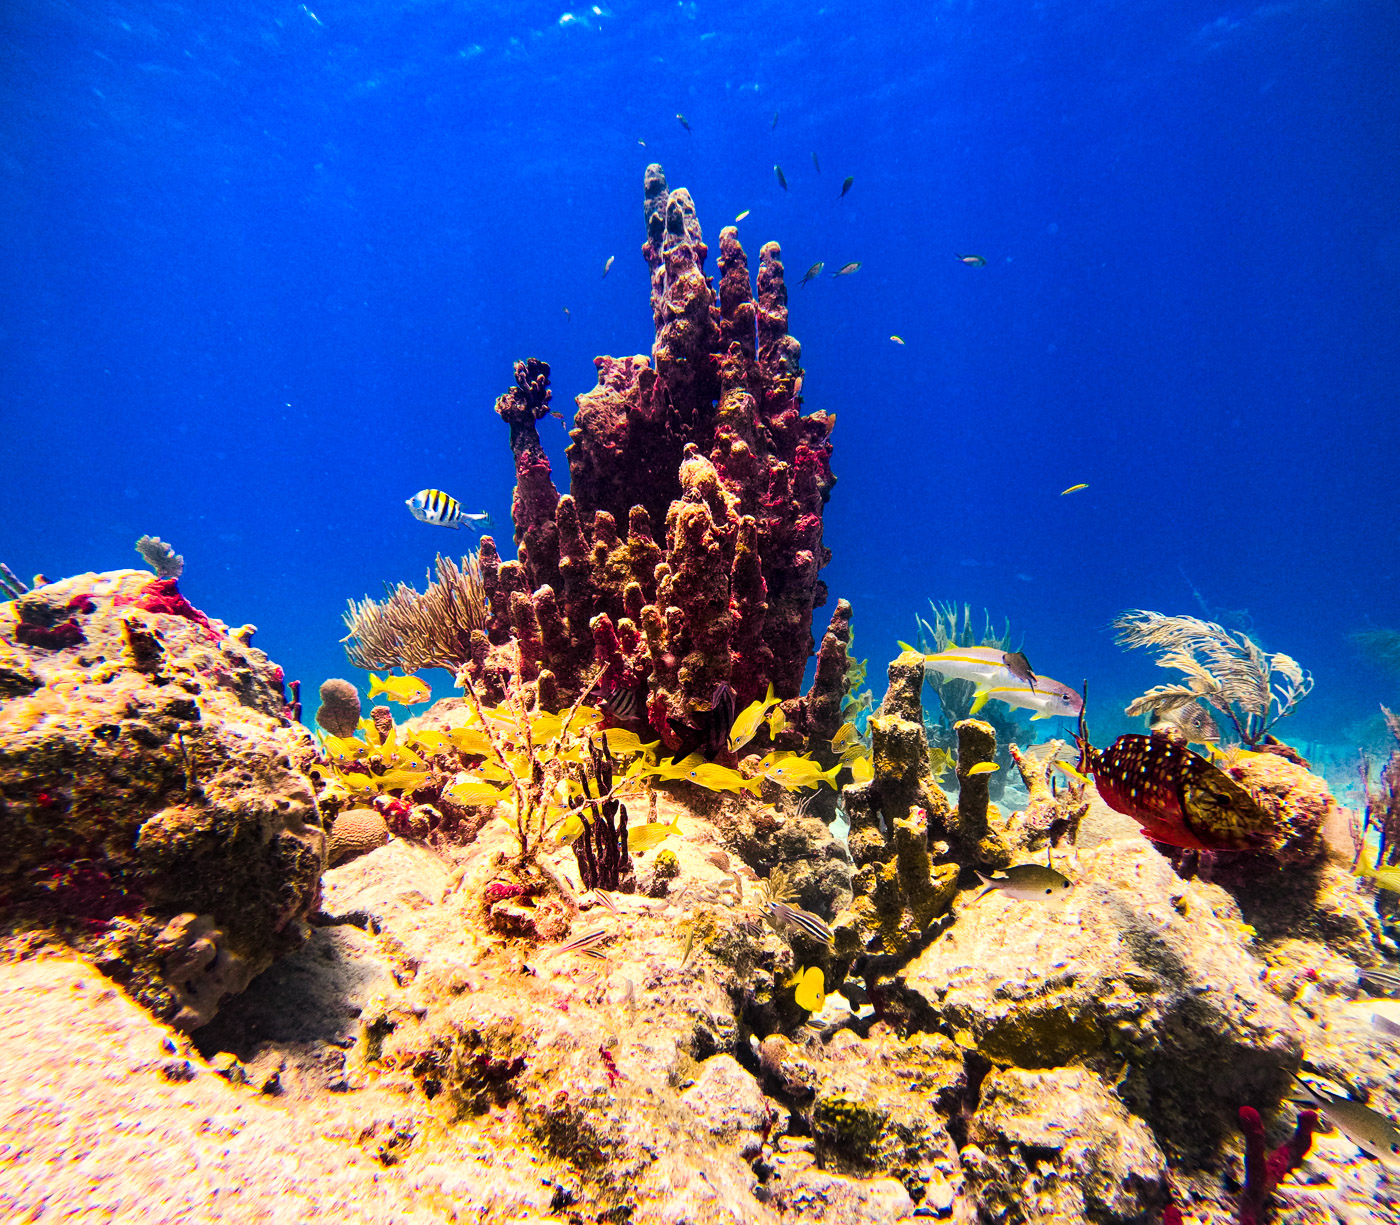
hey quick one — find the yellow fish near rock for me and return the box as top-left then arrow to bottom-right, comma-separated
368,674 -> 431,705
728,683 -> 781,753
628,817 -> 683,854
787,966 -> 825,1013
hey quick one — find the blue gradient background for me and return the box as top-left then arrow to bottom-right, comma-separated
3,0 -> 1398,763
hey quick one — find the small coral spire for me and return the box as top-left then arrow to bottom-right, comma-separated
1237,1105 -> 1317,1225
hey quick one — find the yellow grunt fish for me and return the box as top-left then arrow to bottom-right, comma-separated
368,674 -> 432,705
848,754 -> 874,784
764,755 -> 843,791
672,761 -> 763,794
628,817 -> 683,854
322,735 -> 370,765
1357,849 -> 1400,895
728,683 -> 780,752
446,777 -> 508,805
594,728 -> 660,757
374,767 -> 430,793
830,722 -> 861,753
406,729 -> 452,753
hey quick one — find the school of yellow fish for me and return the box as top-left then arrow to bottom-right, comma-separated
314,675 -> 879,845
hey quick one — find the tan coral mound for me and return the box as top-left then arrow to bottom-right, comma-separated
329,808 -> 390,866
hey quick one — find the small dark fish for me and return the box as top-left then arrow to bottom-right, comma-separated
1079,729 -> 1273,852
602,255 -> 615,278
774,164 -> 788,191
811,151 -> 821,174
832,261 -> 861,278
547,928 -> 614,960
771,111 -> 779,130
563,307 -> 571,322
799,261 -> 824,287
840,175 -> 854,199
1002,651 -> 1038,692
677,113 -> 691,133
956,253 -> 987,267
976,864 -> 1072,901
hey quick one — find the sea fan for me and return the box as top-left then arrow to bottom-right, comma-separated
342,552 -> 486,673
1114,610 -> 1312,747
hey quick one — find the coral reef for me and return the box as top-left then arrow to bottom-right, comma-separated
836,650 -> 996,961
134,534 -> 185,580
0,567 -> 323,1030
1236,1104 -> 1316,1225
470,164 -> 837,746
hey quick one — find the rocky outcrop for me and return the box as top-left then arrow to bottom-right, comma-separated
0,569 -> 324,1030
897,840 -> 1301,1162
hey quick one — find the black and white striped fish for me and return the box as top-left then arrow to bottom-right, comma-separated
405,488 -> 492,531
602,680 -> 647,723
764,901 -> 833,945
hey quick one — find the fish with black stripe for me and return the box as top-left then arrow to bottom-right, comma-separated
405,488 -> 492,531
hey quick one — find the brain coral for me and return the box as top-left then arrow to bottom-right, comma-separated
328,808 -> 390,866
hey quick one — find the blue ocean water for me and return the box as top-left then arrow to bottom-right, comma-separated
3,0 -> 1398,767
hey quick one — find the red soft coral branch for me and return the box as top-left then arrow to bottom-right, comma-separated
1237,1105 -> 1317,1225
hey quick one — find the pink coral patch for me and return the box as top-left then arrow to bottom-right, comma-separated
114,578 -> 223,642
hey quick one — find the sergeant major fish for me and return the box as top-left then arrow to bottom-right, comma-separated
406,489 -> 492,531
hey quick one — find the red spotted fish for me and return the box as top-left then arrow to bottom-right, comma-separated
1077,729 -> 1273,851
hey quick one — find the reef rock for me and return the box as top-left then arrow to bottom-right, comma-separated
0,569 -> 324,1030
897,839 -> 1302,1162
965,1066 -> 1167,1224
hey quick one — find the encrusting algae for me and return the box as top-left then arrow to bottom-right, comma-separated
4,170 -> 1400,1225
